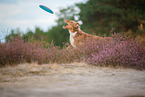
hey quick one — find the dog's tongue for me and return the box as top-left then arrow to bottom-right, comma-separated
63,25 -> 67,29
63,26 -> 66,29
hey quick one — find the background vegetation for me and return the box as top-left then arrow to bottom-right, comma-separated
5,0 -> 145,46
1,34 -> 145,70
0,0 -> 145,69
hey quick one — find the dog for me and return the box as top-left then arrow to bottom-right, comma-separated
63,19 -> 112,49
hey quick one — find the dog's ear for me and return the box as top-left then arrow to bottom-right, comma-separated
74,22 -> 80,29
76,22 -> 80,26
75,22 -> 80,28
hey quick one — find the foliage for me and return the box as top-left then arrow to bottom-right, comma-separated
1,34 -> 145,70
0,36 -> 62,65
77,0 -> 145,36
2,0 -> 145,70
87,34 -> 145,69
5,0 -> 145,46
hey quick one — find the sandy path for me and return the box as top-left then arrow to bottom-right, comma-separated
0,63 -> 145,97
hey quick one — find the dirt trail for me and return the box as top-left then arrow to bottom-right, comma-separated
0,63 -> 145,97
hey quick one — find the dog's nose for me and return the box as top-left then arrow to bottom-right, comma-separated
64,19 -> 69,22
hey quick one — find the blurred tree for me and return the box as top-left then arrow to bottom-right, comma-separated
5,30 -> 21,42
77,0 -> 145,36
23,30 -> 33,41
33,27 -> 45,41
6,0 -> 145,46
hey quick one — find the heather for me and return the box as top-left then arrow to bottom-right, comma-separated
0,34 -> 145,70
87,34 -> 145,70
0,37 -> 62,65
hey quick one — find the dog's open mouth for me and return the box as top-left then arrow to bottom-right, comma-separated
63,25 -> 68,29
63,19 -> 69,29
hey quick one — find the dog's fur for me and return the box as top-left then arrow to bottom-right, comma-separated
63,19 -> 112,49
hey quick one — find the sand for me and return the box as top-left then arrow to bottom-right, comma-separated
0,63 -> 145,97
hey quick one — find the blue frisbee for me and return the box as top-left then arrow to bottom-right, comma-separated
39,5 -> 53,14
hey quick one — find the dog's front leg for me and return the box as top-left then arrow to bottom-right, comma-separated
66,45 -> 73,50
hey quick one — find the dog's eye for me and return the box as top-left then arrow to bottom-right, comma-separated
74,25 -> 78,28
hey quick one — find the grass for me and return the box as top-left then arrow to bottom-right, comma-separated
0,33 -> 145,70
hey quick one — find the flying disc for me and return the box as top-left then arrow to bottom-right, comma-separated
39,5 -> 53,14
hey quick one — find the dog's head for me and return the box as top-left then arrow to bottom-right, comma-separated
63,19 -> 80,33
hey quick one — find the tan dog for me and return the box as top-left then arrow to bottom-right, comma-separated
63,19 -> 112,49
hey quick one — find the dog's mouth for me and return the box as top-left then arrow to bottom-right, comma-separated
63,19 -> 69,29
63,25 -> 68,29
